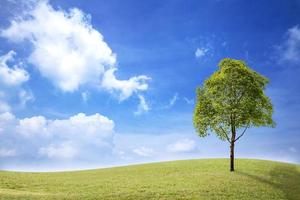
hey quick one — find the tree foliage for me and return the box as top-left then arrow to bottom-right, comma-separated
193,58 -> 275,144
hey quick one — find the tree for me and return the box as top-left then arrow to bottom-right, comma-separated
193,58 -> 275,172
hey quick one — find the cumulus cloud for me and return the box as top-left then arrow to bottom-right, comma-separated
0,51 -> 31,112
0,111 -> 15,123
1,1 -> 150,101
0,112 -> 115,167
49,113 -> 114,138
277,25 -> 300,63
16,115 -> 48,137
133,147 -> 155,157
1,2 -> 114,92
195,47 -> 209,58
0,51 -> 29,87
14,112 -> 114,138
134,95 -> 149,115
39,142 -> 77,160
167,138 -> 196,153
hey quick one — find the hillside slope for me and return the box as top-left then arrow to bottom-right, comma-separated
0,159 -> 299,200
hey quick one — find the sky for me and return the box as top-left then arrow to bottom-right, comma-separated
0,0 -> 299,171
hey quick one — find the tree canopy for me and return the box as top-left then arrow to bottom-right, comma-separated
193,58 -> 275,171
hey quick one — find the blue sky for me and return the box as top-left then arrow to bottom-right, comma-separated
0,0 -> 299,171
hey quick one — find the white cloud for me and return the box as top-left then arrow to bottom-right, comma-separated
81,91 -> 89,102
0,51 -> 31,112
169,93 -> 178,107
14,112 -> 114,138
102,68 -> 150,101
0,112 -> 16,122
39,142 -> 77,159
163,93 -> 178,109
134,95 -> 149,115
17,115 -> 48,137
1,2 -> 114,92
133,147 -> 154,157
0,51 -> 29,87
0,101 -> 11,113
19,89 -> 35,107
0,148 -> 16,157
183,97 -> 194,105
1,1 -> 150,101
278,25 -> 300,63
49,113 -> 114,138
167,138 -> 196,153
0,112 -> 115,165
195,47 -> 209,58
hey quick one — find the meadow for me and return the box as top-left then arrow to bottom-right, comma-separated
0,159 -> 299,200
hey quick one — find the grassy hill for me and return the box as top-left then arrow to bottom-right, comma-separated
0,159 -> 299,200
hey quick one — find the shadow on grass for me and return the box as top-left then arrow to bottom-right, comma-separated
237,165 -> 300,200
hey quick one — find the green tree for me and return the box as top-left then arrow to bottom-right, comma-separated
193,58 -> 275,172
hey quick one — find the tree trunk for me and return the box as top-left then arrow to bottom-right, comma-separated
230,123 -> 236,172
230,141 -> 235,172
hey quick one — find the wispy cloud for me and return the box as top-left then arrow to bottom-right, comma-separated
167,138 -> 196,153
183,97 -> 194,105
19,89 -> 35,107
102,69 -> 150,101
195,47 -> 209,58
0,148 -> 16,157
133,147 -> 155,157
134,95 -> 150,115
276,25 -> 300,63
162,93 -> 178,109
169,93 -> 178,107
81,91 -> 90,102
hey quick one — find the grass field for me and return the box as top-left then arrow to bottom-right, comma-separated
0,159 -> 299,200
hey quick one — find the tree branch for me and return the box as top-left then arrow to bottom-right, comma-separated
234,124 -> 249,142
219,126 -> 231,143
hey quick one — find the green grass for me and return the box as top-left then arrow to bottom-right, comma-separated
0,159 -> 299,200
